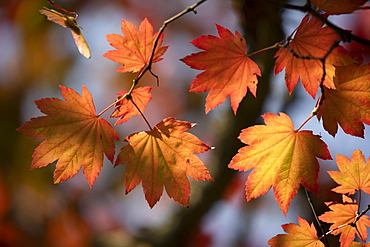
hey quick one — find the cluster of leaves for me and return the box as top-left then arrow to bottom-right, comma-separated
17,0 -> 370,246
268,150 -> 370,247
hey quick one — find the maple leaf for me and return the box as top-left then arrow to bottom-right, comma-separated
115,117 -> 213,207
103,18 -> 168,73
110,86 -> 152,125
317,64 -> 370,138
319,195 -> 370,247
228,112 -> 331,215
17,85 -> 119,188
328,150 -> 370,195
267,216 -> 324,247
180,24 -> 261,114
311,0 -> 368,15
274,14 -> 356,98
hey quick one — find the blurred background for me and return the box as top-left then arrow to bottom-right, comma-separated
1,0 -> 369,246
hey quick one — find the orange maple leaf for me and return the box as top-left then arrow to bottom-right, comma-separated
180,24 -> 261,114
110,86 -> 152,125
267,216 -> 324,247
274,14 -> 355,98
103,18 -> 168,73
328,150 -> 370,195
17,85 -> 119,188
311,0 -> 368,15
317,64 -> 370,138
319,195 -> 370,247
115,117 -> 213,207
228,112 -> 331,215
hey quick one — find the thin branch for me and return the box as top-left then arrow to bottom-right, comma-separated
324,222 -> 349,236
353,203 -> 370,225
99,1 -> 207,119
319,203 -> 370,241
292,40 -> 339,131
358,191 -> 363,216
305,189 -> 329,247
261,0 -> 370,46
132,0 -> 207,88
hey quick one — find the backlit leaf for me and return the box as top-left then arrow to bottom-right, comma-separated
181,24 -> 261,114
17,85 -> 119,188
274,14 -> 355,97
103,18 -> 168,73
110,86 -> 152,125
317,64 -> 370,137
228,112 -> 331,215
319,195 -> 370,247
267,216 -> 324,247
328,150 -> 370,195
115,117 -> 213,207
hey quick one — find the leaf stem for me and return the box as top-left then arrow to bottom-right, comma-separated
246,42 -> 282,57
97,94 -> 129,117
131,97 -> 153,131
295,92 -> 324,132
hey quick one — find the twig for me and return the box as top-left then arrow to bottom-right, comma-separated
261,0 -> 370,46
47,0 -> 78,18
353,203 -> 370,225
305,189 -> 329,246
132,0 -> 207,88
99,0 -> 208,118
320,203 -> 370,242
291,39 -> 339,132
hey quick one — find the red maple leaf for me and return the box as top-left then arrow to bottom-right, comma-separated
328,150 -> 370,195
319,195 -> 370,247
311,0 -> 368,15
103,18 -> 168,73
317,64 -> 370,138
181,24 -> 261,114
115,117 -> 213,207
267,216 -> 324,247
110,86 -> 152,125
274,14 -> 356,97
228,112 -> 331,215
17,85 -> 119,188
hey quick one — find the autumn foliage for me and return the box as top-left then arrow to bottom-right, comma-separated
17,0 -> 370,246
228,112 -> 332,215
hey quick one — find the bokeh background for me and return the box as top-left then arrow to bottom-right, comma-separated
1,0 -> 369,246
